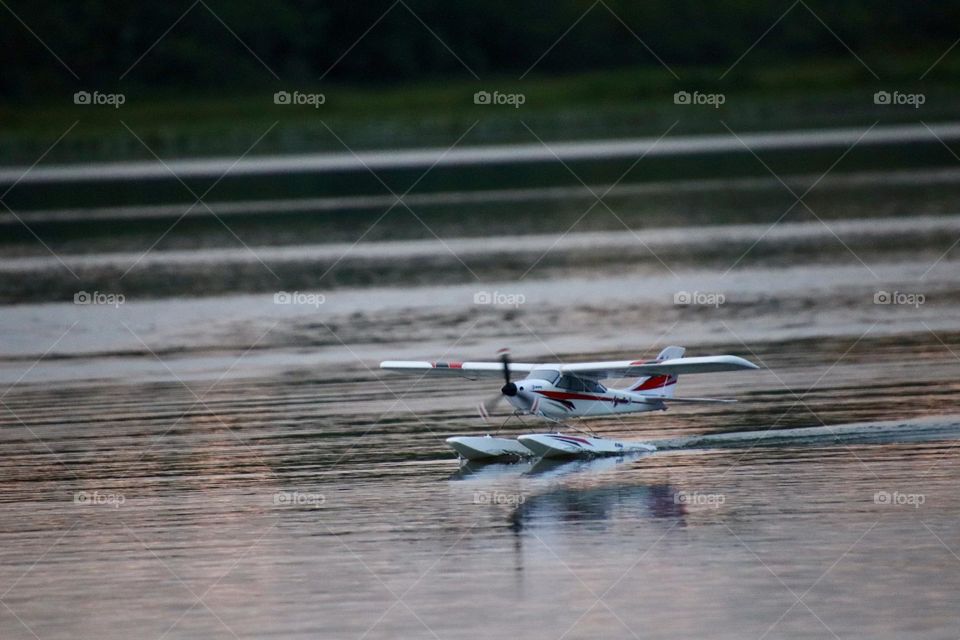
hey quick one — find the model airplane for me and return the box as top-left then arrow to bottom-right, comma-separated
381,346 -> 759,461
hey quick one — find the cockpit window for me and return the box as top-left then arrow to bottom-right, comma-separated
528,369 -> 560,384
556,375 -> 605,392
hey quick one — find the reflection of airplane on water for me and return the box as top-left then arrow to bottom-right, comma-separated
447,456 -> 687,585
449,455 -> 686,529
450,453 -> 636,481
507,477 -> 685,531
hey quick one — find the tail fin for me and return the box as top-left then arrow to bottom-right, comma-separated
631,346 -> 684,396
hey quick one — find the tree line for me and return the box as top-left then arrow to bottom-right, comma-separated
2,0 -> 957,99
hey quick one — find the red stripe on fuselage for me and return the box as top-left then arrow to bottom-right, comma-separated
536,390 -> 615,403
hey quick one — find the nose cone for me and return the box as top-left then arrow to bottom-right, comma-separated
501,382 -> 518,397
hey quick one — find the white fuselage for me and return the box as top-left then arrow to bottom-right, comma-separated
507,376 -> 665,421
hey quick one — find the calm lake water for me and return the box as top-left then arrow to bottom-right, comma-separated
2,134 -> 960,639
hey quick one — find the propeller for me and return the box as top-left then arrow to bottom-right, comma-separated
478,348 -> 516,422
498,347 -> 517,395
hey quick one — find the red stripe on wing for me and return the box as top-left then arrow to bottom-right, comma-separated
632,375 -> 677,391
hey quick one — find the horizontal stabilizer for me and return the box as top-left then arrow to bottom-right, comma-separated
643,396 -> 737,404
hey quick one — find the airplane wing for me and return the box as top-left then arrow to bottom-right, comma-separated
559,355 -> 759,379
380,360 -> 539,378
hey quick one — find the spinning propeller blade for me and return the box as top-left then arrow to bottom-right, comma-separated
477,348 -> 513,422
477,394 -> 503,422
498,347 -> 511,385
